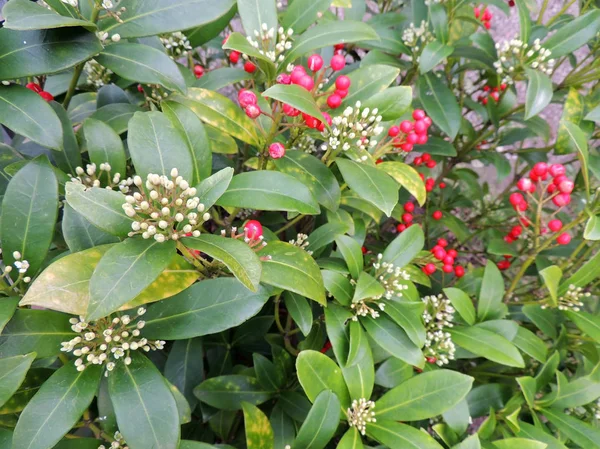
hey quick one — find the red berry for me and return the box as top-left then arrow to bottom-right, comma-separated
335,75 -> 351,90
504,235 -> 515,244
412,109 -> 426,120
406,133 -> 418,145
401,143 -> 413,152
238,90 -> 257,108
548,219 -> 562,232
439,182 -> 446,189
484,21 -> 491,29
558,180 -> 574,194
510,225 -> 522,237
420,153 -> 430,162
517,178 -> 532,191
432,210 -> 443,220
424,263 -> 436,275
437,238 -> 448,247
447,249 -> 457,258
388,126 -> 400,137
509,192 -> 524,206
307,54 -> 324,72
194,65 -> 205,78
414,120 -> 428,135
508,0 -> 515,5
376,159 -> 383,164
402,213 -> 413,223
443,264 -> 454,273
396,224 -> 406,232
330,54 -> 346,71
549,164 -> 566,177
277,73 -> 291,84
414,157 -> 423,166
443,256 -> 454,265
474,6 -> 481,17
547,184 -> 557,194
404,202 -> 415,213
553,174 -> 567,185
533,162 -> 548,177
423,117 -> 432,127
26,82 -> 42,93
454,265 -> 465,277
327,94 -> 342,109
498,260 -> 510,270
303,114 -> 319,129
556,233 -> 571,245
298,74 -> 315,91
434,249 -> 446,260
482,9 -> 492,20
290,70 -> 305,86
334,43 -> 345,51
245,104 -> 261,119
399,120 -> 413,133
229,50 -> 240,63
335,89 -> 348,98
283,103 -> 300,116
552,193 -> 571,207
244,220 -> 263,239
482,98 -> 488,105
268,142 -> 286,159
244,61 -> 257,73
322,112 -> 332,126
361,246 -> 367,254
137,84 -> 144,92
426,160 -> 436,169
39,91 -> 54,102
490,91 -> 499,101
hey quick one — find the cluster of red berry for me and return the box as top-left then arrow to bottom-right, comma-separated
423,238 -> 465,277
477,84 -> 507,105
497,255 -> 512,270
238,89 -> 262,119
387,109 -> 431,153
508,162 -> 573,245
25,82 -> 53,102
474,6 -> 493,29
395,201 -> 443,233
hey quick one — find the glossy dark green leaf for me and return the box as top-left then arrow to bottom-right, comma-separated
378,161 -> 426,206
541,408 -> 600,449
516,422 -> 568,449
324,303 -> 352,366
142,278 -> 271,339
258,241 -> 326,305
164,337 -> 204,409
87,239 -> 176,320
2,0 -> 95,30
493,439 -> 545,449
477,261 -> 507,321
337,428 -> 363,449
335,235 -> 364,279
362,86 -> 412,121
524,69 -> 553,120
352,272 -> 385,303
543,10 -> 600,58
1,156 -> 58,276
513,326 -> 547,362
0,298 -> 19,335
559,250 -> 600,295
109,352 -> 180,449
62,204 -> 119,254
339,64 -> 400,107
514,0 -> 531,44
382,224 -> 424,269
0,353 -> 36,408
565,310 -> 600,343
0,28 -> 102,80
162,101 -> 212,185
0,85 -> 62,150
221,32 -> 277,65
194,375 -> 273,410
367,420 -> 443,449
384,300 -> 426,348
284,292 -> 313,336
12,364 -> 102,449
263,84 -> 327,124
237,0 -> 277,37
293,390 -> 341,449
98,0 -> 236,38
83,118 -> 127,180
444,288 -> 476,326
419,41 -> 454,73
584,215 -> 600,240
449,326 -> 525,367
418,73 -> 461,140
321,269 -> 353,305
65,182 -> 134,238
194,67 -> 252,90
375,357 -> 413,389
89,103 -> 142,134
271,404 -> 296,449
242,402 -> 274,449
342,331 -> 375,400
193,167 -> 234,210
281,0 -> 333,33
296,350 -> 350,408
48,100 -> 82,174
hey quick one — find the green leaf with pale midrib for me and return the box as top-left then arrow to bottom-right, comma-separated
0,353 -> 36,408
3,0 -> 96,30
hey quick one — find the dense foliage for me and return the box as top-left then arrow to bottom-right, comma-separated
0,0 -> 600,448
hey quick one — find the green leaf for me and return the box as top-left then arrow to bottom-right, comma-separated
293,390 -> 341,449
559,120 -> 590,195
0,353 -> 36,408
296,350 -> 351,409
559,250 -> 600,295
87,239 -> 176,320
194,67 -> 252,90
259,241 -> 326,305
237,0 -> 277,37
477,261 -> 507,321
164,338 -> 204,409
565,310 -> 600,343
0,28 -> 102,80
99,0 -> 236,38
172,88 -> 260,145
206,125 -> 238,154
449,326 -> 525,367
514,0 -> 531,44
336,159 -> 398,216
542,10 -> 600,58
585,104 -> 600,122
284,292 -> 313,336
337,428 -> 364,449
556,88 -> 585,154
376,370 -> 473,421
419,41 -> 454,73
418,72 -> 461,140
361,27 -> 408,55
0,298 -> 19,335
253,353 -> 284,390
362,86 -> 412,121
342,328 -> 375,400
281,0 -> 333,33
109,352 -> 180,449
127,111 -> 194,181
513,326 -> 548,363
47,101 -> 81,174
0,85 -> 62,150
352,272 -> 385,303
221,32 -> 277,65
2,0 -> 95,30
19,244 -> 114,316
493,439 -> 546,449
142,278 -> 271,339
12,364 -> 102,449
242,402 -> 274,449
517,422 -> 568,449
539,265 -> 561,307
1,157 -> 58,276
193,167 -> 234,210
361,315 -> 424,367
182,234 -> 262,291
324,303 -> 352,365
453,434 -> 481,449
194,375 -> 273,410
584,215 -> 600,240
339,64 -> 400,107
83,118 -> 127,180
382,224 -> 424,269
97,43 -> 186,94
335,235 -> 364,279
541,408 -> 600,449
444,288 -> 476,325
367,420 -> 443,449
89,103 -> 142,134
271,404 -> 296,449
524,69 -> 553,119
0,309 -> 74,359
65,182 -> 134,238
162,101 -> 212,185
377,161 -> 426,206
281,21 -> 379,67
274,150 -> 341,212
384,301 -> 426,347
375,357 -> 413,389
263,84 -> 327,124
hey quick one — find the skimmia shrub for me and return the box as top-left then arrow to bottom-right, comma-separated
0,0 -> 599,448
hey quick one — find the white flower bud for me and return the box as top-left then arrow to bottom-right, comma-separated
170,168 -> 178,177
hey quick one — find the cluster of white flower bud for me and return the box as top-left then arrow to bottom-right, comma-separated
542,284 -> 590,312
351,300 -> 381,320
294,134 -> 317,154
347,398 -> 376,435
123,169 -> 210,243
422,294 -> 456,366
98,431 -> 129,449
289,233 -> 312,255
321,102 -> 383,157
402,21 -> 435,60
71,162 -> 124,190
373,254 -> 411,300
246,25 -> 293,63
1,250 -> 32,284
160,32 -> 193,59
494,37 -> 555,85
84,59 -> 113,89
61,309 -> 165,376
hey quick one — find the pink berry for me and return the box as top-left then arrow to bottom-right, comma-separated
307,54 -> 324,72
277,73 -> 291,84
556,233 -> 571,245
335,89 -> 348,98
548,219 -> 562,232
244,220 -> 263,239
298,75 -> 315,91
327,94 -> 342,109
238,90 -> 257,108
412,109 -> 426,120
322,112 -> 332,126
533,162 -> 548,177
229,51 -> 240,64
245,104 -> 261,119
283,103 -> 300,117
509,193 -> 524,206
558,180 -> 574,194
443,264 -> 454,273
335,75 -> 351,90
517,178 -> 532,192
552,193 -> 571,207
269,142 -> 286,159
423,117 -> 432,127
330,54 -> 346,71
549,164 -> 565,177
290,68 -> 306,84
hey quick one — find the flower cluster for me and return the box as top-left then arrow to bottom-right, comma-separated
494,38 -> 555,85
84,60 -> 113,89
160,32 -> 192,59
123,169 -> 210,242
71,162 -> 124,191
422,294 -> 456,366
289,233 -> 312,255
245,25 -> 294,63
98,431 -> 129,449
402,21 -> 435,62
61,309 -> 165,376
541,284 -> 591,312
347,398 -> 376,435
1,250 -> 32,284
